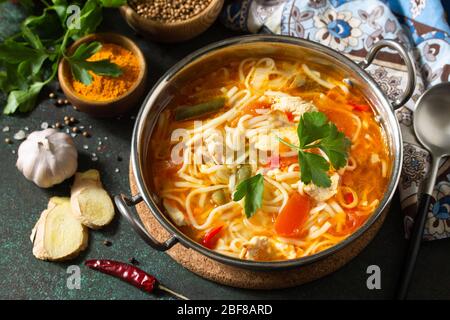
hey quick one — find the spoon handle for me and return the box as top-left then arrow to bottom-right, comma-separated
396,157 -> 440,299
396,193 -> 432,299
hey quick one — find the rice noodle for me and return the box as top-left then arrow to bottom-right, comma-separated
302,64 -> 335,89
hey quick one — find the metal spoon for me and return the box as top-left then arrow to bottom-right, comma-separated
397,82 -> 450,299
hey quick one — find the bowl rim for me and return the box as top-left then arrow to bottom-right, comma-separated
131,34 -> 403,270
121,0 -> 224,27
58,32 -> 147,106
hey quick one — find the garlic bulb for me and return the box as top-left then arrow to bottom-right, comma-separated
16,129 -> 78,188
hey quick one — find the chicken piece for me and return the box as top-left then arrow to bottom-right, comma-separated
163,199 -> 187,226
203,129 -> 224,164
303,173 -> 340,202
254,127 -> 298,152
273,241 -> 297,260
240,236 -> 288,261
271,96 -> 318,119
370,153 -> 380,164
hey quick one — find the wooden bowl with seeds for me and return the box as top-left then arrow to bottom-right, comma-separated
120,0 -> 224,43
58,33 -> 147,118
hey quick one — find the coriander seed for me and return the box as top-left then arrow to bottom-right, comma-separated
129,0 -> 213,23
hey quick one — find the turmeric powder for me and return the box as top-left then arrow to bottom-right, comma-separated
71,43 -> 140,101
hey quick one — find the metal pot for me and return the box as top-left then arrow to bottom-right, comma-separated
115,35 -> 416,271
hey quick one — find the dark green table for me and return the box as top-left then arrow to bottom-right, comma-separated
1,9 -> 449,300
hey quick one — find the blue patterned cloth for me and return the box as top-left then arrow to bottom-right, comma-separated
221,0 -> 450,240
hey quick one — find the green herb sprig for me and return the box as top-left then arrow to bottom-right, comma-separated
67,41 -> 122,85
0,0 -> 127,114
232,173 -> 265,219
278,111 -> 351,188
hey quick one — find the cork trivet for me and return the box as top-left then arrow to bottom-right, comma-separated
129,165 -> 387,289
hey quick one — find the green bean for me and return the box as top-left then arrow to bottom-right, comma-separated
211,190 -> 226,205
174,97 -> 226,121
236,165 -> 252,185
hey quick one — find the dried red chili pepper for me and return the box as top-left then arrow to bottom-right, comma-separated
85,259 -> 187,300
202,225 -> 223,249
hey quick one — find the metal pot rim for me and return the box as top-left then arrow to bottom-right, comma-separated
130,34 -> 405,270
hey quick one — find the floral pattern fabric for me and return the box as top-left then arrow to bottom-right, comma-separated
221,0 -> 450,240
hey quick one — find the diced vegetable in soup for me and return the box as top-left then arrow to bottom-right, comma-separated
149,57 -> 390,261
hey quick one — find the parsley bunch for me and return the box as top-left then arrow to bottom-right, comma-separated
0,0 -> 126,115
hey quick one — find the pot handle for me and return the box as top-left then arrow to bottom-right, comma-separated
359,39 -> 416,110
114,194 -> 179,251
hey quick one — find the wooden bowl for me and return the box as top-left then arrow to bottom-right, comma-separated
58,33 -> 147,118
119,0 -> 224,43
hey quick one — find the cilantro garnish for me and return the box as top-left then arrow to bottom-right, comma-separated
232,173 -> 264,218
279,111 -> 351,187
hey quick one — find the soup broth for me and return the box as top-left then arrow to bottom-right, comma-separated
149,56 -> 390,261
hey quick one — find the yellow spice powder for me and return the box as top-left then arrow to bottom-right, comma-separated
72,43 -> 140,101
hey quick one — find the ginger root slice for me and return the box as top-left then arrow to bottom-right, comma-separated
31,197 -> 88,261
70,169 -> 115,229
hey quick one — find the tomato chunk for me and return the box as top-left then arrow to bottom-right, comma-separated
285,111 -> 294,122
344,192 -> 354,203
243,101 -> 271,115
349,102 -> 370,112
279,156 -> 298,168
275,193 -> 311,237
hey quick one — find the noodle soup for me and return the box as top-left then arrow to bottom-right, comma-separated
150,56 -> 390,262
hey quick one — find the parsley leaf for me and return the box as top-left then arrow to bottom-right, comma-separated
69,41 -> 102,61
67,41 -> 123,85
3,81 -> 45,114
315,124 -> 351,169
298,111 -> 330,148
298,151 -> 330,187
232,173 -> 264,218
279,111 -> 351,188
